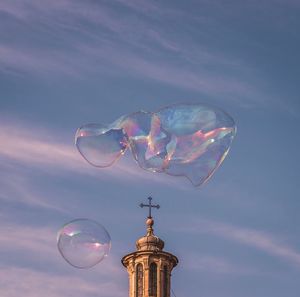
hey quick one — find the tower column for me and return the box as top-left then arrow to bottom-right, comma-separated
157,261 -> 161,297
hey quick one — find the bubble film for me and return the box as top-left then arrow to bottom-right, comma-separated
157,104 -> 236,185
121,111 -> 172,172
75,103 -> 236,186
57,219 -> 111,269
75,123 -> 128,167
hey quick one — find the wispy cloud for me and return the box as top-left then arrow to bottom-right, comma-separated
177,218 -> 300,267
0,266 -> 126,297
0,119 -> 182,211
0,45 -> 83,77
0,220 -> 126,297
0,119 -> 144,179
80,44 -> 256,99
0,0 -> 265,103
184,254 -> 256,275
0,121 -> 81,171
113,0 -> 160,13
0,223 -> 57,262
0,222 -> 123,273
0,170 -> 64,211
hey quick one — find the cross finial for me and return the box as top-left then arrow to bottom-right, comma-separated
139,197 -> 160,219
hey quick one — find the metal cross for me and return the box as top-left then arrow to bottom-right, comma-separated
139,197 -> 160,218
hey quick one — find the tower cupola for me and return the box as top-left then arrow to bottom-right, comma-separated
135,217 -> 165,251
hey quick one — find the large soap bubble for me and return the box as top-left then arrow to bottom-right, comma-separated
57,219 -> 111,269
75,103 -> 236,186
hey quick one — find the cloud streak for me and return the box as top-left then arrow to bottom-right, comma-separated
0,119 -> 184,211
183,254 -> 256,275
177,218 -> 300,268
0,121 -> 81,171
0,266 -> 126,297
0,0 -> 265,103
0,221 -> 127,297
0,120 -> 148,179
0,170 -> 64,211
0,223 -> 55,258
0,222 -> 124,274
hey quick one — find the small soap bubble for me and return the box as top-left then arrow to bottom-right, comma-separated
57,219 -> 111,269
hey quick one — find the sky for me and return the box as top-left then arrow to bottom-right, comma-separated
0,0 -> 300,296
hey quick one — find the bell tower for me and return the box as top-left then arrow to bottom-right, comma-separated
122,197 -> 178,297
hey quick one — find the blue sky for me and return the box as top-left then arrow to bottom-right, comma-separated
0,0 -> 300,296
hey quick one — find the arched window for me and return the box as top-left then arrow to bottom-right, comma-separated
136,264 -> 143,297
149,263 -> 157,296
163,266 -> 168,297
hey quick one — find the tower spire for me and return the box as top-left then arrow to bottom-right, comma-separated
122,197 -> 178,297
139,197 -> 160,236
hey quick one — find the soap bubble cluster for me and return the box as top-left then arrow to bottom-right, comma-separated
57,219 -> 111,269
57,103 -> 236,268
75,103 -> 236,186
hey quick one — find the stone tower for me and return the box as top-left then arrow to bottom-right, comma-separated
122,198 -> 178,297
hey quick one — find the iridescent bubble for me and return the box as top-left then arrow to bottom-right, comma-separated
57,219 -> 111,269
75,123 -> 128,167
75,103 -> 236,186
121,111 -> 172,172
157,103 -> 236,185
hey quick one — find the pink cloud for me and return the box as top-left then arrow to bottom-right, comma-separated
0,120 -> 181,200
177,218 -> 300,267
183,254 -> 257,275
0,266 -> 126,297
0,221 -> 127,297
0,0 -> 263,102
